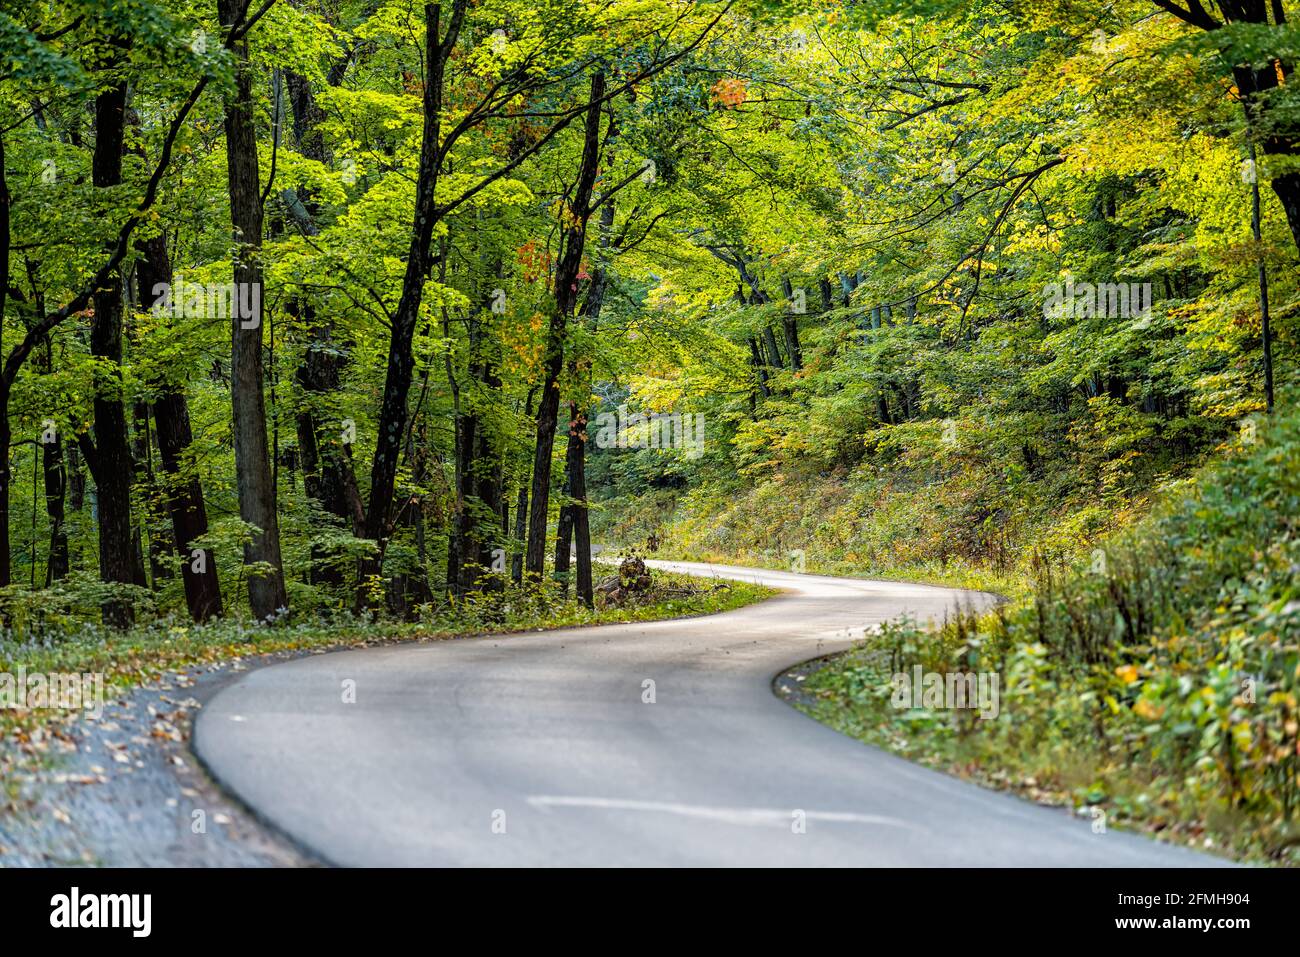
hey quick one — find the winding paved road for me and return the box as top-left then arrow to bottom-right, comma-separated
193,561 -> 1227,866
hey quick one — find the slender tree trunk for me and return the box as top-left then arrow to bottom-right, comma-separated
36,339 -> 69,584
137,233 -> 223,621
525,72 -> 606,579
568,402 -> 592,606
220,0 -> 288,620
42,436 -> 68,585
295,311 -> 362,584
472,363 -> 504,590
566,199 -> 614,608
780,278 -> 802,370
86,75 -> 136,629
553,425 -> 577,593
132,401 -> 169,586
360,2 -> 463,602
285,61 -> 361,583
511,484 -> 528,584
1249,137 -> 1275,414
67,442 -> 84,513
1231,58 -> 1300,254
388,429 -> 433,617
447,365 -> 476,595
750,339 -> 770,398
511,385 -> 537,585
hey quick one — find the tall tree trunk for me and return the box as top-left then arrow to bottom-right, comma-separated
511,484 -> 528,584
762,326 -> 783,372
132,400 -> 169,587
138,233 -> 223,621
553,421 -> 577,593
447,353 -> 475,595
780,278 -> 802,370
38,341 -> 68,584
285,59 -> 361,584
750,339 -> 770,398
388,427 -> 433,617
361,2 -> 465,602
42,434 -> 68,585
67,442 -> 85,513
85,74 -> 137,629
471,363 -> 504,590
220,0 -> 288,620
525,72 -> 606,579
510,390 -> 535,585
295,311 -> 362,585
448,318 -> 505,596
566,199 -> 614,608
565,402 -> 593,607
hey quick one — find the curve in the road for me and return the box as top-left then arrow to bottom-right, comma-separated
193,561 -> 1229,866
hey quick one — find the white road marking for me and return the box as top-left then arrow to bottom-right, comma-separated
526,795 -> 924,830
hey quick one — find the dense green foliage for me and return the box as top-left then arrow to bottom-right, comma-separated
597,2 -> 1296,589
800,405 -> 1300,862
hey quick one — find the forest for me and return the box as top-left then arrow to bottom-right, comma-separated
2,0 -> 1299,862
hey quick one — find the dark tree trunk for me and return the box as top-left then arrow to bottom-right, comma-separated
762,325 -> 784,374
511,483 -> 528,584
565,200 -> 614,608
86,75 -> 137,628
780,278 -> 803,370
553,424 -> 577,594
750,339 -> 770,397
567,402 -> 592,607
471,363 -> 504,589
525,72 -> 606,579
295,312 -> 363,585
819,277 -> 834,312
137,233 -> 223,621
42,434 -> 68,585
38,341 -> 68,584
388,429 -> 434,617
361,2 -> 465,602
67,442 -> 84,512
447,373 -> 476,595
132,401 -> 169,587
285,57 -> 362,586
220,0 -> 288,620
782,317 -> 801,370
508,386 -> 538,585
449,306 -> 505,596
1232,53 -> 1300,254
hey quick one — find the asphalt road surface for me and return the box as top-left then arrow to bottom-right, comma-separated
193,561 -> 1228,866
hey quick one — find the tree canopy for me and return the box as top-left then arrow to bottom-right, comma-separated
0,0 -> 1293,628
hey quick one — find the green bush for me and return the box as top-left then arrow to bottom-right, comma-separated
804,409 -> 1300,862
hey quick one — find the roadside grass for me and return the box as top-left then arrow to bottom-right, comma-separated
0,571 -> 775,803
795,413 -> 1300,866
